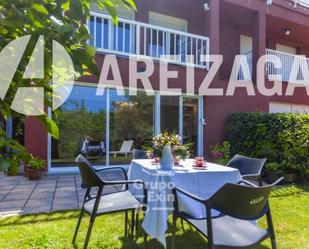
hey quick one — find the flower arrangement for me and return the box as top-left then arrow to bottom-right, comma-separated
147,132 -> 191,163
153,132 -> 181,149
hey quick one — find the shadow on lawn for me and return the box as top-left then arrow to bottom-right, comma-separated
0,210 -> 79,227
270,184 -> 308,198
119,222 -> 271,249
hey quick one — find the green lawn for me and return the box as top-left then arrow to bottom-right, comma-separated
0,185 -> 308,249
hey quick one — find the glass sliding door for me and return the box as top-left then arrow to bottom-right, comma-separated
160,96 -> 179,133
51,85 -> 107,167
109,90 -> 154,165
183,97 -> 198,156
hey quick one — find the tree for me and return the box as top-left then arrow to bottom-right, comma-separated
0,0 -> 136,167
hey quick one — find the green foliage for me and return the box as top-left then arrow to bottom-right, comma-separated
28,156 -> 45,170
210,141 -> 231,165
0,0 -> 136,163
265,162 -> 281,172
226,112 -> 309,177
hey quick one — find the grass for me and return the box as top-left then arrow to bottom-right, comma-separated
0,185 -> 308,249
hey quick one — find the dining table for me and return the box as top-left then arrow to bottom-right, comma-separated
127,159 -> 242,247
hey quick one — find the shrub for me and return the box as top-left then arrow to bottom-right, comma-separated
225,112 -> 309,180
210,141 -> 231,165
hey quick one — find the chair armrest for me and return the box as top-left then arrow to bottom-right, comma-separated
96,167 -> 128,180
174,187 -> 207,204
237,180 -> 258,187
104,179 -> 145,187
242,174 -> 260,179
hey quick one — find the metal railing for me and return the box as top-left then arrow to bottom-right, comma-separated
298,0 -> 309,8
88,11 -> 210,69
266,49 -> 309,82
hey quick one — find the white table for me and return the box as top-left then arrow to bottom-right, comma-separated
127,159 -> 242,247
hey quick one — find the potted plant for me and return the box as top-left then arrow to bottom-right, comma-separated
265,162 -> 283,184
27,156 -> 45,180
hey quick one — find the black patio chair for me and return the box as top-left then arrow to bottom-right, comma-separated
133,149 -> 148,159
172,177 -> 284,249
226,154 -> 267,186
72,155 -> 147,249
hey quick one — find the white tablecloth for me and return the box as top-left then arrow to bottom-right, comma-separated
127,159 -> 242,247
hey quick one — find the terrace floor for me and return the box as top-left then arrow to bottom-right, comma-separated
0,172 -> 124,218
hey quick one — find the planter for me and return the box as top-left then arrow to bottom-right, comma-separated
28,169 -> 42,180
265,170 -> 283,184
283,173 -> 297,183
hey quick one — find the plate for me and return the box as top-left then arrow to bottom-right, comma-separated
192,165 -> 207,170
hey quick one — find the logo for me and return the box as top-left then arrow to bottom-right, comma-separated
0,35 -> 74,115
250,196 -> 265,205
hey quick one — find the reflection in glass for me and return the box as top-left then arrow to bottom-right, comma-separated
51,86 -> 106,167
109,90 -> 154,165
160,96 -> 179,133
183,97 -> 198,156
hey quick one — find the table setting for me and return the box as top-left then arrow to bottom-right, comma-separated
126,132 -> 242,247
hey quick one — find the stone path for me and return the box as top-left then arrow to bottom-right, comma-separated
0,171 -> 124,218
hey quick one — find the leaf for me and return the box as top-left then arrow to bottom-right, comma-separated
38,115 -> 59,139
69,0 -> 84,21
32,3 -> 49,15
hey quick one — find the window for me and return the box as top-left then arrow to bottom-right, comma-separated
52,85 -> 107,167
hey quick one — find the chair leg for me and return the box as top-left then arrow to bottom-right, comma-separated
271,238 -> 277,249
72,208 -> 84,244
181,219 -> 185,231
125,211 -> 128,237
131,210 -> 135,236
135,210 -> 139,238
143,230 -> 147,249
171,216 -> 177,249
83,217 -> 96,249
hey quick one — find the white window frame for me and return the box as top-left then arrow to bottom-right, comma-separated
48,84 -> 204,173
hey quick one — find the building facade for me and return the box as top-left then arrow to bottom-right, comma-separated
24,0 -> 309,173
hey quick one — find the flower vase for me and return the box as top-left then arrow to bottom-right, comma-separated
160,144 -> 174,170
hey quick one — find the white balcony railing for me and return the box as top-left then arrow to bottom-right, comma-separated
88,11 -> 210,69
266,49 -> 309,82
298,0 -> 309,8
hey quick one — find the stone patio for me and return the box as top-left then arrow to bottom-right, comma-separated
0,171 -> 124,218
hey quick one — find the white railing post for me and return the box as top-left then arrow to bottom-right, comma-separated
136,24 -> 140,55
89,11 -> 210,69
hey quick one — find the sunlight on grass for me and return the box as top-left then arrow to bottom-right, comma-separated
0,185 -> 308,249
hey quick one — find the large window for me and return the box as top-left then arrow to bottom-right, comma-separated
109,90 -> 154,165
50,86 -> 202,168
51,85 -> 107,167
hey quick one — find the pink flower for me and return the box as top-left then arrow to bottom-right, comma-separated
213,151 -> 224,159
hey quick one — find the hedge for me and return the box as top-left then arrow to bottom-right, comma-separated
225,112 -> 309,177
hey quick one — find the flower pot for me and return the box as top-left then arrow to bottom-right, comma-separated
265,170 -> 283,184
28,169 -> 42,180
283,173 -> 297,183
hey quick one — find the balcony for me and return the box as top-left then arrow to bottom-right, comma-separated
298,0 -> 309,8
266,49 -> 309,82
88,11 -> 210,69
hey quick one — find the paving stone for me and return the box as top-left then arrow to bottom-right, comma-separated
0,200 -> 26,212
52,198 -> 78,211
3,189 -> 33,201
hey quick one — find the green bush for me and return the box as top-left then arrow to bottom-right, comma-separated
225,112 -> 309,180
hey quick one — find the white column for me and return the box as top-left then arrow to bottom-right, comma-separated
197,96 -> 204,156
154,92 -> 161,135
179,96 -> 183,143
106,88 -> 110,166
